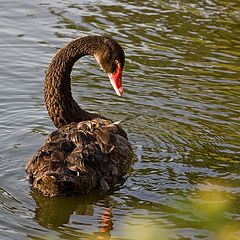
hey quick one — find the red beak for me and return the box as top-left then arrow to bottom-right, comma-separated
108,64 -> 123,96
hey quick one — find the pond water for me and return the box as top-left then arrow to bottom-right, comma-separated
0,0 -> 240,239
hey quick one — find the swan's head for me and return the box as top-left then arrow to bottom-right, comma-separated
95,36 -> 125,96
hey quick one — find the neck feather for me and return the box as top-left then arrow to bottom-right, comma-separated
44,36 -> 103,128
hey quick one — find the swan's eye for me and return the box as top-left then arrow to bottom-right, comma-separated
111,60 -> 120,74
44,151 -> 52,158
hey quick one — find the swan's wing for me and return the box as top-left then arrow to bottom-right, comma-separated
26,118 -> 132,196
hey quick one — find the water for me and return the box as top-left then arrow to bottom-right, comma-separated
0,0 -> 240,239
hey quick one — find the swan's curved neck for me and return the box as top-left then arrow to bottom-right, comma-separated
44,36 -> 103,128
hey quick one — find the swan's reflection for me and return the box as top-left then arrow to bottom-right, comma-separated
32,190 -> 113,239
94,207 -> 112,240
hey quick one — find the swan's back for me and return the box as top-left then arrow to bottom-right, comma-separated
26,118 -> 132,197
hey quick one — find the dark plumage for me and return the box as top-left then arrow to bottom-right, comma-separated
26,35 -> 133,197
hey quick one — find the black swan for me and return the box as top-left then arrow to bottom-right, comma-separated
26,35 -> 133,197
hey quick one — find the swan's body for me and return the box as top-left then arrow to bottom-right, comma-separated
26,35 -> 132,197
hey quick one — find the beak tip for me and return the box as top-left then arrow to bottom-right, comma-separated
116,87 -> 123,96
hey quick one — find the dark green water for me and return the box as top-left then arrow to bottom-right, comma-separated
0,0 -> 239,239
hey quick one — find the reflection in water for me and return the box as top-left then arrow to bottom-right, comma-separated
94,208 -> 112,240
34,191 -> 81,229
32,190 -> 113,239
